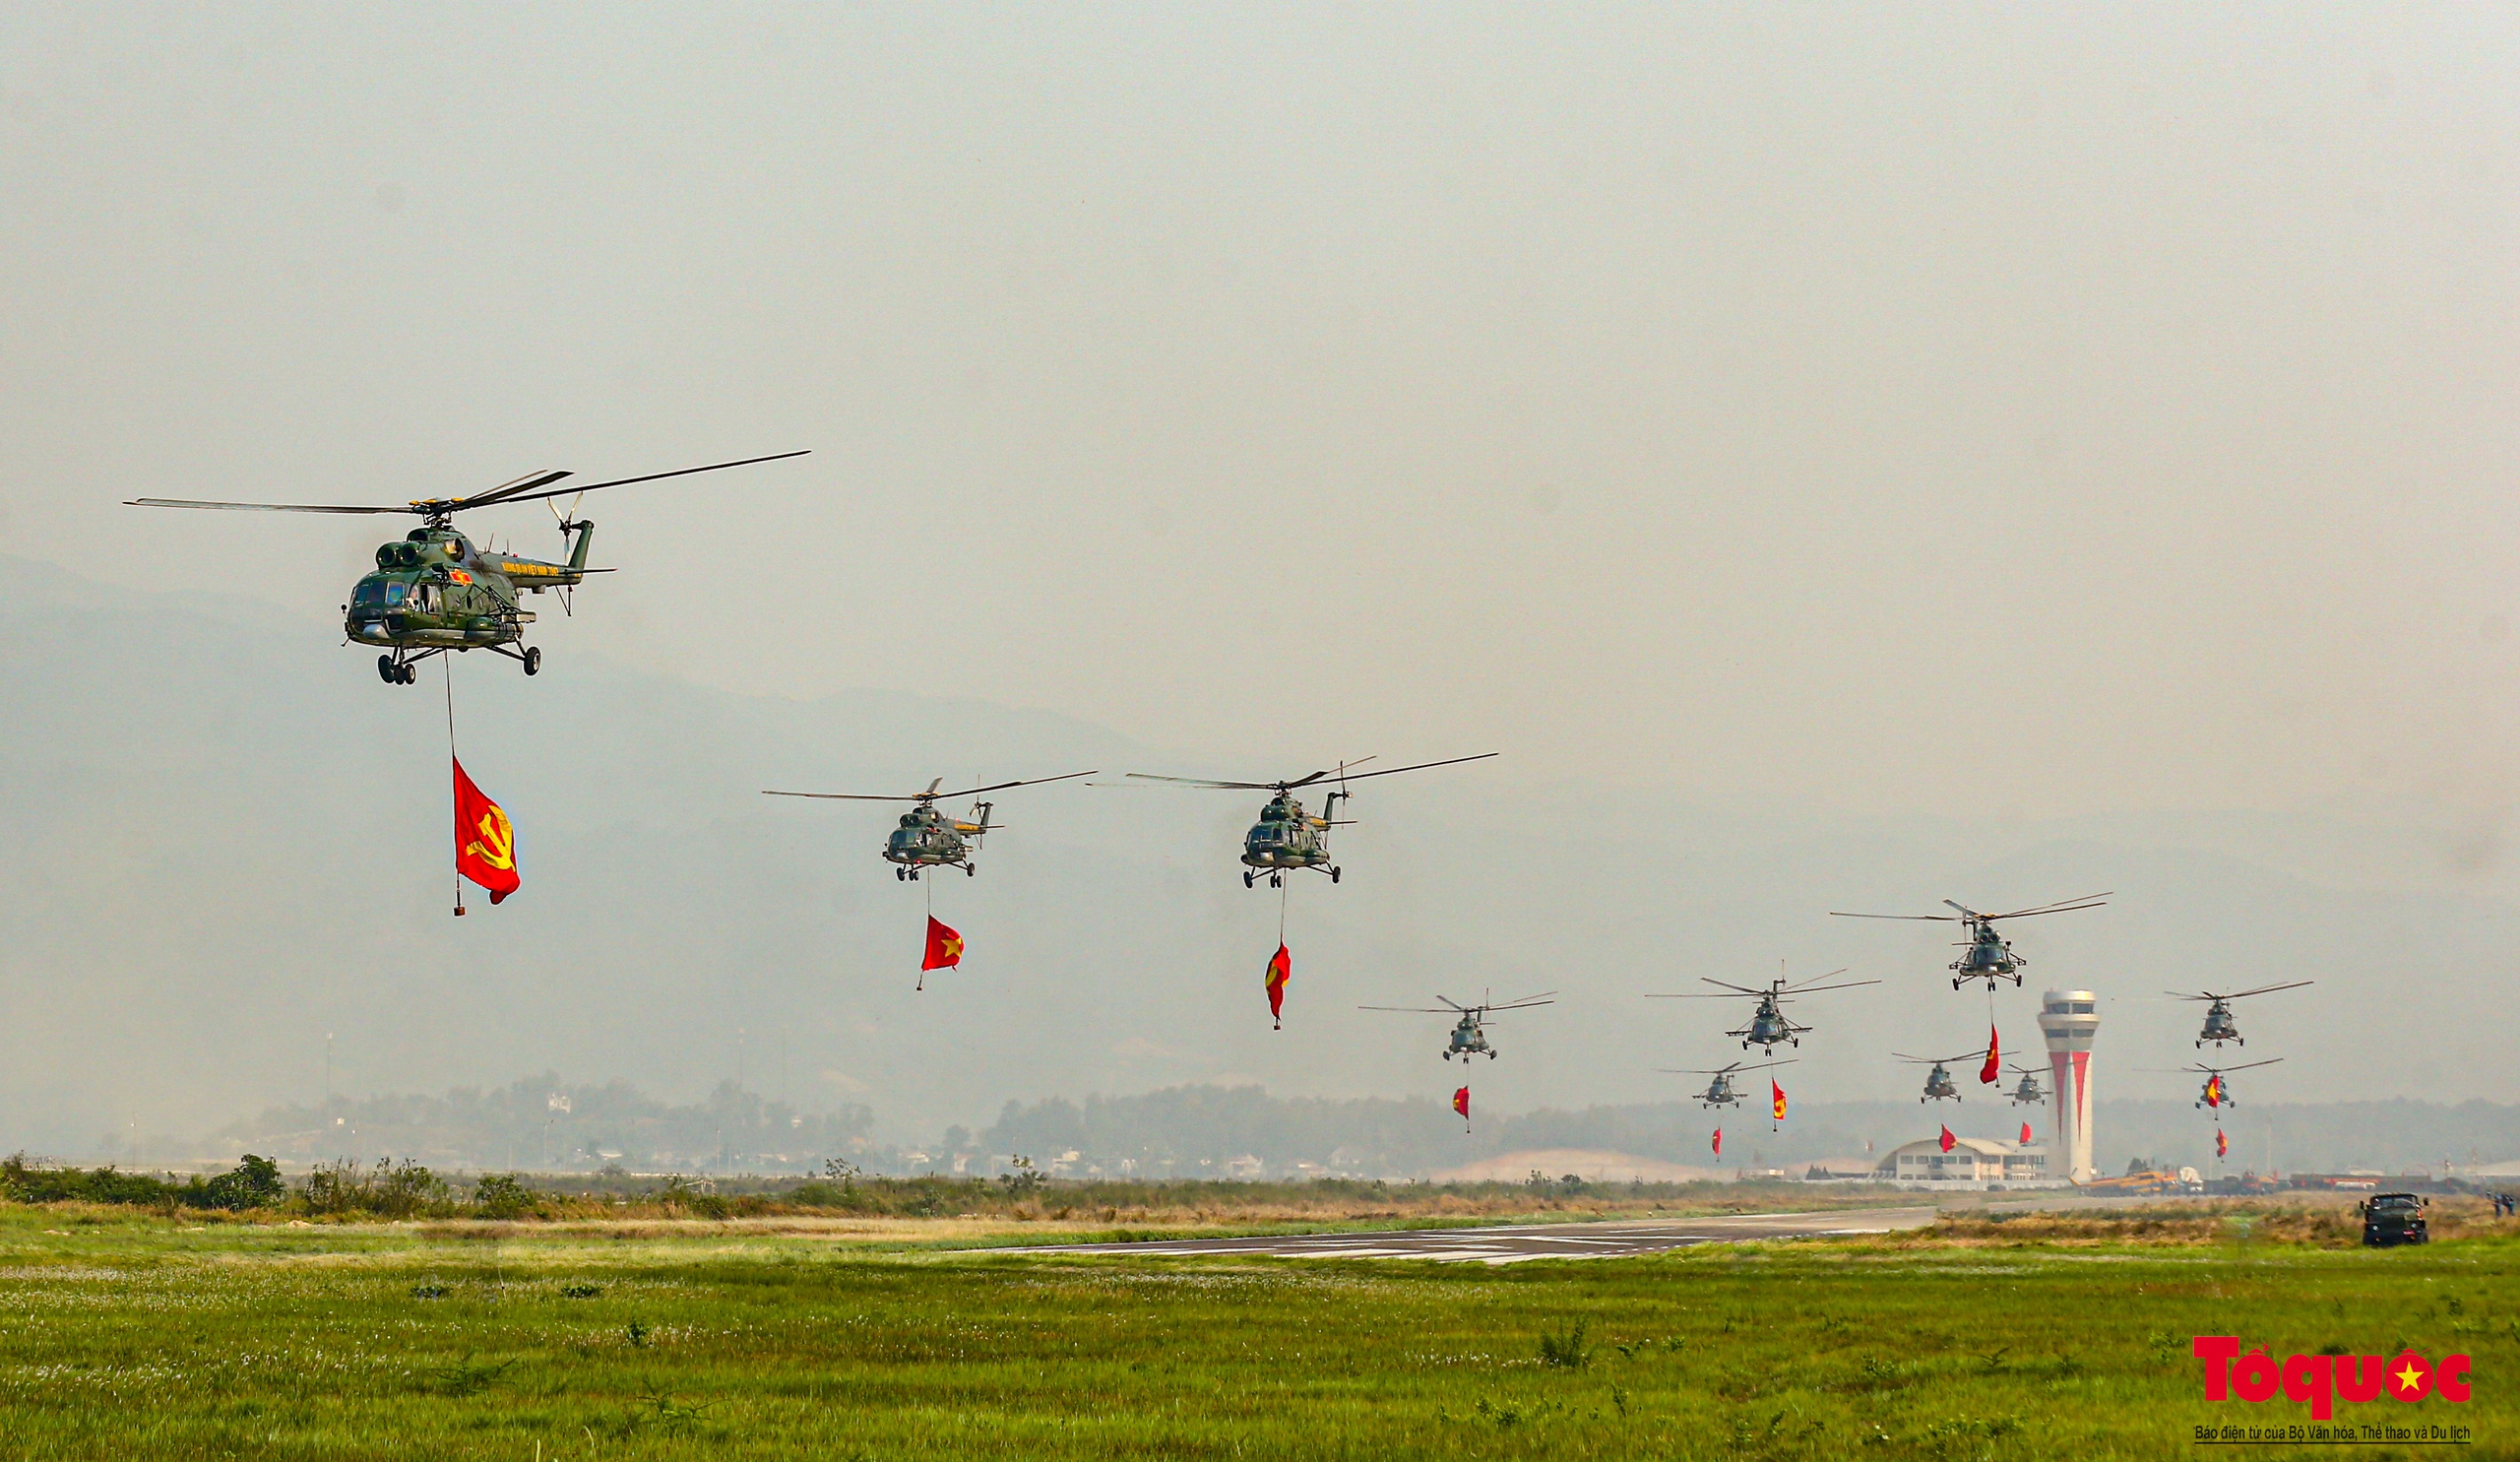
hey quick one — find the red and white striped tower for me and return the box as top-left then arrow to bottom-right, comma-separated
2038,988 -> 2100,1183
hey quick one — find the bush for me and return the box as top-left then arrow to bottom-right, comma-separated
199,1155 -> 285,1211
472,1174 -> 536,1220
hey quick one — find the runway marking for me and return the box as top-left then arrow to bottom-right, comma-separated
988,1206 -> 1935,1264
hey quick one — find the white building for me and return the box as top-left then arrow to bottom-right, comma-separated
2037,988 -> 2101,1183
1876,1136 -> 2058,1189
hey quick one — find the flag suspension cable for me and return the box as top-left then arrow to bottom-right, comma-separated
445,657 -> 464,918
919,874 -> 931,992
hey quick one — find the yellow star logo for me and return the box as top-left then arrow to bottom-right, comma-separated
2395,1361 -> 2426,1393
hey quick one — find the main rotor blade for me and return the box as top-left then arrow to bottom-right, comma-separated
2163,991 -> 2218,1001
1489,991 -> 1557,1010
2210,1058 -> 2285,1073
1699,978 -> 1767,995
1984,892 -> 2112,921
927,770 -> 1097,801
454,469 -> 573,509
478,449 -> 810,509
1308,752 -> 1499,784
2226,980 -> 2314,1000
1782,968 -> 1853,990
1779,979 -> 1880,995
1646,991 -> 1758,999
1828,911 -> 1962,922
1355,1005 -> 1452,1014
126,498 -> 410,514
761,791 -> 934,801
1122,773 -> 1286,791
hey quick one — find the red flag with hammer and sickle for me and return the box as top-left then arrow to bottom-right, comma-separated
1265,943 -> 1292,1029
922,917 -> 964,972
1980,1025 -> 2001,1084
452,758 -> 520,904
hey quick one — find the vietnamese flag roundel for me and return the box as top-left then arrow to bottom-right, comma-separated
1939,1125 -> 1956,1154
1265,943 -> 1292,1029
452,758 -> 520,905
922,917 -> 964,972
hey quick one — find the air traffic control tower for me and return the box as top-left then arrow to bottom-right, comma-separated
2038,989 -> 2100,1183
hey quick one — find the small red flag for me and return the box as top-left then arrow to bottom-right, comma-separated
1938,1125 -> 1956,1154
922,916 -> 964,972
452,757 -> 520,906
1980,1025 -> 2001,1085
1712,1127 -> 1723,1157
1452,1086 -> 1471,1126
1264,943 -> 1292,1029
2203,1072 -> 2225,1108
2216,1127 -> 2228,1159
1771,1079 -> 1787,1121
2020,1121 -> 2033,1146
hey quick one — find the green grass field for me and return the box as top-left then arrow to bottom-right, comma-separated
0,1203 -> 2508,1460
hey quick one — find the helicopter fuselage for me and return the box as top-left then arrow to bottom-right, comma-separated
883,802 -> 994,876
1699,1076 -> 1742,1109
1443,1014 -> 1496,1060
2009,1073 -> 2047,1106
2197,1001 -> 2242,1047
1242,792 -> 1346,885
1920,1063 -> 1960,1102
1731,995 -> 1802,1051
344,525 -> 593,677
1952,925 -> 2024,985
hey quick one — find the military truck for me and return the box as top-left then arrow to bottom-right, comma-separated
2358,1192 -> 2429,1247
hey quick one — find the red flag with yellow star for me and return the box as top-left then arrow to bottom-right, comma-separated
1771,1079 -> 1788,1121
1453,1085 -> 1471,1127
1979,1025 -> 2001,1085
2203,1071 -> 2226,1108
452,758 -> 520,906
1264,943 -> 1292,1029
2216,1127 -> 2228,1159
1939,1124 -> 1956,1154
922,917 -> 964,972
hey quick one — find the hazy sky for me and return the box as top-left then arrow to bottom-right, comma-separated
7,8 -> 2520,1150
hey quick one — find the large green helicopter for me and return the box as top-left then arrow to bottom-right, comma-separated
1649,966 -> 1879,1053
127,450 -> 807,684
1659,1057 -> 1796,1111
1356,989 -> 1556,1061
1829,892 -> 2110,989
760,771 -> 1097,879
1124,753 -> 1497,888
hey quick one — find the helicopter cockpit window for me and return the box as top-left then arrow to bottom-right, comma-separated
385,582 -> 408,605
353,581 -> 387,606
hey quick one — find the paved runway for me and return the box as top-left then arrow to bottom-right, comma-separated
993,1206 -> 1936,1265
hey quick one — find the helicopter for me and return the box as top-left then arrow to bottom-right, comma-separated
1658,1058 -> 1796,1110
1829,892 -> 2111,989
1124,753 -> 1497,888
1356,990 -> 1556,1060
1895,1048 -> 1989,1104
2004,1063 -> 2048,1107
127,450 -> 808,684
760,771 -> 1096,878
1649,966 -> 1881,1053
2173,1058 -> 2282,1110
2166,981 -> 2313,1048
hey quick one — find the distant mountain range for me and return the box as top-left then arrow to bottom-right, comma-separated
5,553 -> 2516,1160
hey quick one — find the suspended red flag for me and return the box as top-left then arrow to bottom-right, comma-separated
1980,1025 -> 2001,1084
1712,1127 -> 1723,1157
1771,1079 -> 1787,1122
1264,943 -> 1292,1029
2020,1121 -> 2033,1146
1939,1125 -> 1956,1154
1452,1086 -> 1471,1127
2203,1072 -> 2225,1108
452,758 -> 520,907
922,917 -> 964,972
2216,1127 -> 2229,1159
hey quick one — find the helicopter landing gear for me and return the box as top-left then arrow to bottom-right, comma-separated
1243,870 -> 1255,888
1487,1050 -> 1497,1060
1268,873 -> 1283,888
907,868 -> 919,881
965,863 -> 976,877
895,868 -> 905,880
522,646 -> 541,676
1330,866 -> 1342,884
378,655 -> 398,684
